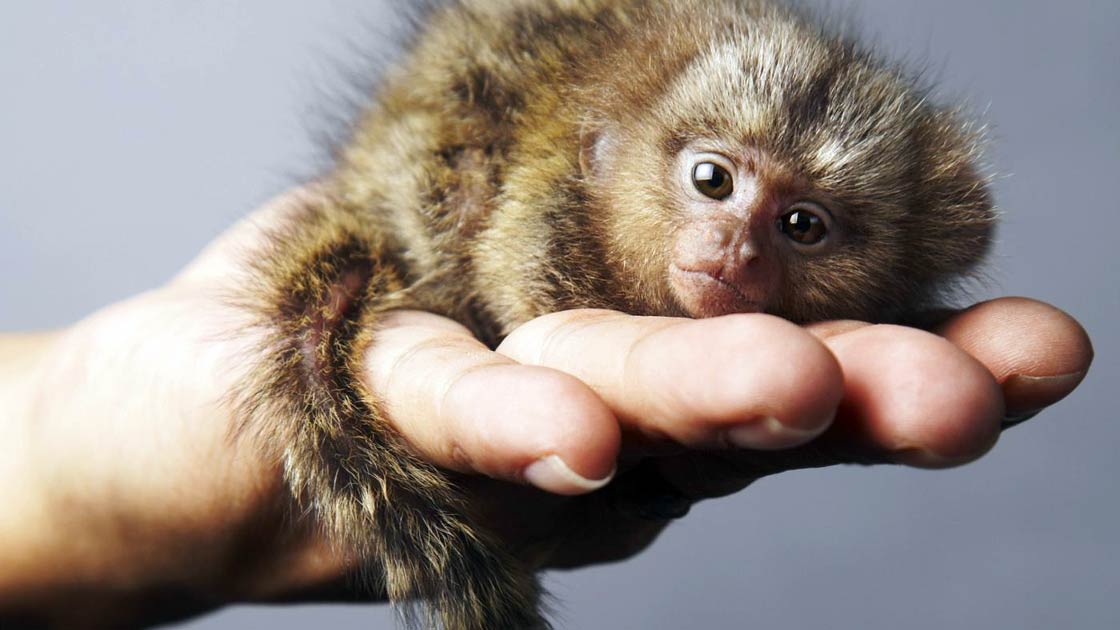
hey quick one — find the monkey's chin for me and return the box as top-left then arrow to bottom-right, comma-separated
668,265 -> 767,319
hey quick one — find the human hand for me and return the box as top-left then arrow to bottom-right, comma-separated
363,298 -> 1091,570
0,190 -> 1092,627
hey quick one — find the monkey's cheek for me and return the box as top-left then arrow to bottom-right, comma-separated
667,264 -> 767,319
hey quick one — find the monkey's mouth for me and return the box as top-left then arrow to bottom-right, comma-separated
668,264 -> 766,319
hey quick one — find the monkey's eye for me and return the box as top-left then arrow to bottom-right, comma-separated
779,203 -> 829,246
692,162 -> 734,200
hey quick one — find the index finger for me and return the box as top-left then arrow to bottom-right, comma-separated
496,310 -> 844,451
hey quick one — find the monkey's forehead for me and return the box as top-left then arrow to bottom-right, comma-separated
647,23 -> 925,171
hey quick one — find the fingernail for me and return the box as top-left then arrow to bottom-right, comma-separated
523,455 -> 615,496
893,436 -> 1001,468
1002,372 -> 1086,415
725,415 -> 825,450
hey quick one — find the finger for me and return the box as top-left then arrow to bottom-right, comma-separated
361,310 -> 620,496
642,304 -> 1087,501
497,310 -> 843,451
932,297 -> 1093,421
812,324 -> 1006,468
646,322 -> 1009,504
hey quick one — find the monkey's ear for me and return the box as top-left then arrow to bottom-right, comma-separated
912,109 -> 997,277
579,123 -> 618,180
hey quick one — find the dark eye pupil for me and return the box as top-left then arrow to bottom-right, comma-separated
692,162 -> 734,200
790,211 -> 812,232
780,209 -> 827,245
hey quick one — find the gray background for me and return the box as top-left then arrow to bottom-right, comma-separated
1,1 -> 1116,628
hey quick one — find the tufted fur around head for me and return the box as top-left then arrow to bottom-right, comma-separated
330,0 -> 995,331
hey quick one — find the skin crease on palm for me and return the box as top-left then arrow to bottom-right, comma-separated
0,188 -> 1093,626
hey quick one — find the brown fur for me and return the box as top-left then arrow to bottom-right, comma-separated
237,1 -> 996,628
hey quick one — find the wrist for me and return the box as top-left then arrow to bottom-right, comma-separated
0,328 -> 225,625
0,332 -> 67,608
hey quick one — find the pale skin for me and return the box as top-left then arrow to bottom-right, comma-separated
0,190 -> 1093,627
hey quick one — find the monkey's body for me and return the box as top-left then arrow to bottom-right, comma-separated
240,1 -> 996,627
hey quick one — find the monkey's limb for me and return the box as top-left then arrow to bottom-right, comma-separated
237,201 -> 549,629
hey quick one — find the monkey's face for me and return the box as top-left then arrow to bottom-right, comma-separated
664,142 -> 838,319
581,23 -> 995,324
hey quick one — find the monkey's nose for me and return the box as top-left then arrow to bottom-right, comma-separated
699,219 -> 765,265
737,241 -> 760,264
671,217 -> 776,317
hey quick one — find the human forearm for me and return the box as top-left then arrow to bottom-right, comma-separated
0,309 -> 361,626
0,329 -> 210,627
0,332 -> 69,613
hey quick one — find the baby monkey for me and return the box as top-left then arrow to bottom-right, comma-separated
240,0 -> 995,627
